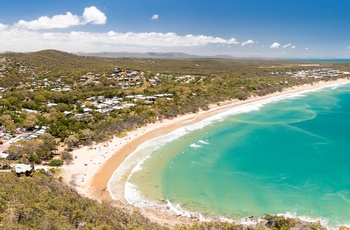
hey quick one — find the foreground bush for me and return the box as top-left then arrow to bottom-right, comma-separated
0,173 -> 164,229
48,159 -> 63,166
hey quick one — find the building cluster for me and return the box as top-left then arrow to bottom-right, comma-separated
271,68 -> 348,79
290,68 -> 343,78
6,63 -> 176,117
60,93 -> 173,119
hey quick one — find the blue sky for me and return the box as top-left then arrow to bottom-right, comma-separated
1,0 -> 350,58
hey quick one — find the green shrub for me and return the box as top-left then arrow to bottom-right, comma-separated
28,155 -> 41,164
60,151 -> 73,164
48,159 -> 63,167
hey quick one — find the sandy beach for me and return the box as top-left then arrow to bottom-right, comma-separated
61,78 -> 350,224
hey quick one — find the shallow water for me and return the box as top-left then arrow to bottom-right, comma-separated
111,83 -> 350,228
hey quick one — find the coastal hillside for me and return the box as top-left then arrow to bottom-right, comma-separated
0,172 -> 164,229
3,50 -> 117,76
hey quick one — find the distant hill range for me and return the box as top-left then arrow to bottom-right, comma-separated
2,50 -> 346,61
1,50 -> 249,60
75,51 -> 237,59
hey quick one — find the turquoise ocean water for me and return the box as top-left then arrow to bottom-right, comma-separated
110,83 -> 350,228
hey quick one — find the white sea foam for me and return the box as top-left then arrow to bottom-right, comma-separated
198,140 -> 209,145
190,143 -> 202,148
125,182 -> 166,210
125,181 -> 208,221
124,182 -> 143,205
131,163 -> 143,174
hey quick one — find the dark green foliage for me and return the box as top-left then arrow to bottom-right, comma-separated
263,214 -> 294,229
48,159 -> 63,167
262,214 -> 327,230
0,173 -> 165,229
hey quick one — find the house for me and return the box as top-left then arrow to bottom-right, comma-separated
22,108 -> 40,114
83,108 -> 92,113
113,68 -> 121,73
112,106 -> 124,110
103,100 -> 114,106
0,152 -> 8,159
86,96 -> 96,101
123,103 -> 137,108
63,111 -> 72,116
125,95 -> 135,99
62,87 -> 71,92
47,103 -> 58,108
97,95 -> 105,101
129,71 -> 139,75
80,75 -> 88,81
13,164 -> 34,176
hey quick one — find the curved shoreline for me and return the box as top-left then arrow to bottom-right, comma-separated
61,78 -> 350,227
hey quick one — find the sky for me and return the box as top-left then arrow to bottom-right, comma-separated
1,0 -> 350,58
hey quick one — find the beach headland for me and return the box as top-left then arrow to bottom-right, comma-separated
61,78 -> 350,227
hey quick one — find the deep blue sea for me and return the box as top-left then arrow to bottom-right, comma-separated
110,82 -> 350,228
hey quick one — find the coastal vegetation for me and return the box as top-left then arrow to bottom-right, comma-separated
0,50 -> 347,165
0,50 -> 347,229
0,172 -> 163,229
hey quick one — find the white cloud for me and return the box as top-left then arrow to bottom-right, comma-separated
0,28 -> 241,52
82,6 -> 106,25
270,42 -> 280,48
241,39 -> 254,46
13,6 -> 106,30
0,7 -> 244,53
14,12 -> 81,30
282,43 -> 296,49
305,47 -> 309,50
227,38 -> 240,45
107,32 -> 240,47
0,23 -> 9,31
282,43 -> 292,48
151,14 -> 159,20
